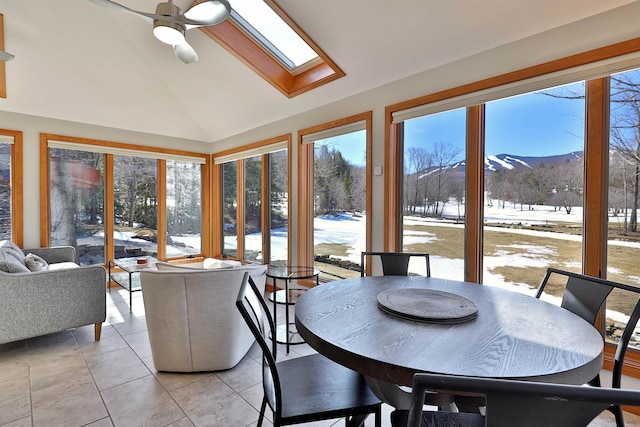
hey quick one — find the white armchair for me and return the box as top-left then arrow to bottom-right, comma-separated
140,263 -> 267,372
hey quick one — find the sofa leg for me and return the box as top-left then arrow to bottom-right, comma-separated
94,323 -> 102,341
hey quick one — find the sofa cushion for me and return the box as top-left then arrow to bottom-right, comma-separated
24,253 -> 49,272
48,262 -> 81,270
0,249 -> 29,273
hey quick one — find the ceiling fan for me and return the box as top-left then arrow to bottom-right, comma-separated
89,0 -> 231,64
0,50 -> 14,61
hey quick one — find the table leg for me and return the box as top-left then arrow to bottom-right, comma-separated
272,278 -> 278,355
284,278 -> 290,354
129,271 -> 133,312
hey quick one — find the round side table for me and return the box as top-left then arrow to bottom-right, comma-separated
267,266 -> 319,354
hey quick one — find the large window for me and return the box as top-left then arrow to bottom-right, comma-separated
484,83 -> 585,295
244,155 -> 262,262
607,69 -> 640,351
113,155 -> 158,259
166,160 -> 203,256
0,130 -> 22,245
222,161 -> 238,258
214,136 -> 290,265
401,109 -> 466,279
385,39 -> 640,378
43,136 -> 208,265
269,149 -> 288,266
49,147 -> 105,264
299,113 -> 371,281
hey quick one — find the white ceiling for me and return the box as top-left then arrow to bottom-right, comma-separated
0,0 -> 637,145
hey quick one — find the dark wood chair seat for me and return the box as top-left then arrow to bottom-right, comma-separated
236,272 -> 382,427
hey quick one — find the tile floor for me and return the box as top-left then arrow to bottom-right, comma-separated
1,287 -> 640,427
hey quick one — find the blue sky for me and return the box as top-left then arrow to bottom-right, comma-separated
404,82 -> 586,160
317,82 -> 586,166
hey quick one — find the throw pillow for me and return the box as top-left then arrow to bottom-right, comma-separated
0,240 -> 26,263
25,253 -> 49,272
0,249 -> 30,273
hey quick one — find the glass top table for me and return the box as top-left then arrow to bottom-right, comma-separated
108,256 -> 157,312
267,266 -> 320,354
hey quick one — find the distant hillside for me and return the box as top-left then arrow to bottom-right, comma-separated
417,151 -> 584,177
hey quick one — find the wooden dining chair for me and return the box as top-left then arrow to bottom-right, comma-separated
536,267 -> 640,427
235,272 -> 382,427
390,373 -> 640,427
360,251 -> 431,277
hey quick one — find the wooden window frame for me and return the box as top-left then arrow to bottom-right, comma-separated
0,14 -> 7,99
212,134 -> 292,263
198,0 -> 344,98
39,133 -> 210,261
0,128 -> 22,245
298,111 -> 372,280
384,37 -> 640,388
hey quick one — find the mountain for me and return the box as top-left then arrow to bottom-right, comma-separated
417,151 -> 584,177
483,151 -> 583,172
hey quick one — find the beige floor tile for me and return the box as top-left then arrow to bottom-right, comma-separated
101,375 -> 185,427
142,355 -> 215,392
84,417 -> 114,427
31,374 -> 107,427
166,417 -> 196,427
0,376 -> 31,425
171,375 -> 258,427
84,347 -> 151,391
0,416 -> 32,427
121,329 -> 153,359
215,352 -> 261,393
29,349 -> 89,392
76,330 -> 129,358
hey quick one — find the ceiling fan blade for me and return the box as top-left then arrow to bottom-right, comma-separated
88,0 -> 155,23
0,51 -> 14,62
174,41 -> 198,64
184,0 -> 231,27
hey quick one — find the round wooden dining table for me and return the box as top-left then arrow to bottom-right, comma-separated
295,276 -> 604,406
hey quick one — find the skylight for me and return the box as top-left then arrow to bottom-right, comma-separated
228,0 -> 319,70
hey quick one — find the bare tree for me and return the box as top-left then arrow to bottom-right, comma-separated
610,71 -> 640,232
432,141 -> 463,216
404,147 -> 434,215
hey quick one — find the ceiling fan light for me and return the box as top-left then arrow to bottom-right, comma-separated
153,22 -> 185,45
185,0 -> 231,24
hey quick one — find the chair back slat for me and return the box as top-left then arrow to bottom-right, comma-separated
360,251 -> 431,277
562,275 -> 613,324
236,272 -> 281,416
535,267 -> 640,426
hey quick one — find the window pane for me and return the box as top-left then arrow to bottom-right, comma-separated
402,108 -> 466,279
228,0 -> 318,69
49,148 -> 105,265
608,69 -> 640,349
313,130 -> 366,280
484,82 -> 585,294
270,149 -> 288,266
244,155 -> 262,262
0,142 -> 11,240
113,155 -> 158,259
223,161 -> 238,258
166,160 -> 202,257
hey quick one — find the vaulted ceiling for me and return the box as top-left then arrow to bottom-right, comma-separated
0,0 -> 637,145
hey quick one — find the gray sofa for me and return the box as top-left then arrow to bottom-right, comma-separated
141,262 -> 267,372
0,241 -> 107,344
